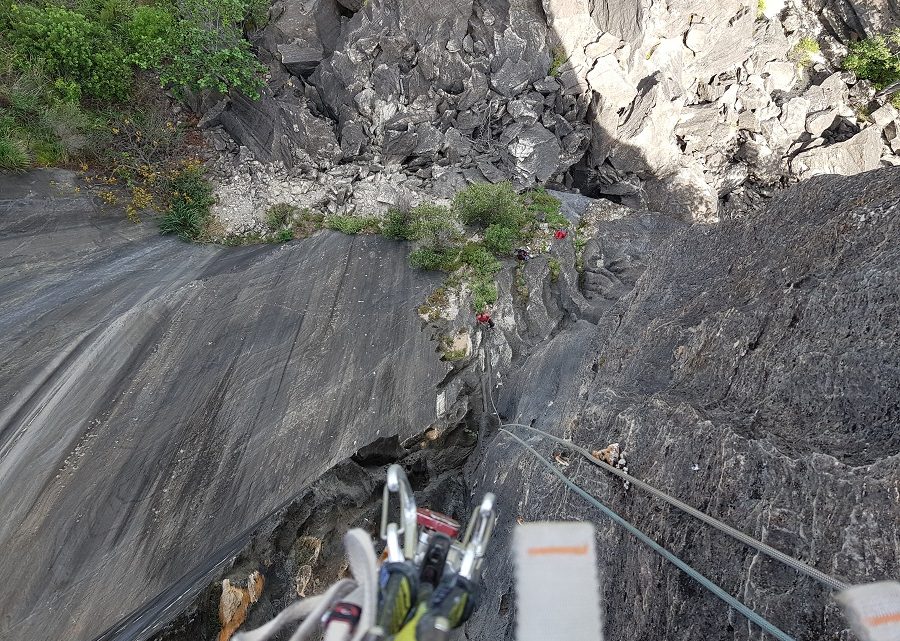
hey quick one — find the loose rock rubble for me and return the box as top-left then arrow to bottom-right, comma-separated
200,0 -> 899,231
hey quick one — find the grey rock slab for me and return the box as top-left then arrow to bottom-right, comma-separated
872,103 -> 899,127
779,96 -> 811,138
763,60 -> 797,93
220,89 -> 342,168
0,170 -> 446,641
277,43 -> 325,77
806,108 -> 839,137
490,58 -> 533,97
642,163 -> 719,223
790,126 -> 883,178
507,123 -> 562,183
585,54 -> 637,110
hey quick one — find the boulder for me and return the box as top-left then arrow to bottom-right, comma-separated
806,108 -> 838,137
490,58 -> 533,97
608,73 -> 683,174
586,55 -> 637,110
584,32 -> 621,62
507,123 -> 562,183
790,126 -> 883,178
804,72 -> 849,112
763,61 -> 797,93
277,43 -> 324,77
219,89 -> 342,168
871,103 -> 899,127
643,163 -> 719,223
675,104 -> 737,155
779,96 -> 811,138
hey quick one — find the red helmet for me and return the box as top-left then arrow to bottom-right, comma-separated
554,229 -> 568,239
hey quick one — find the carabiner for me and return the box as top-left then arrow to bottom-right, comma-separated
458,493 -> 496,579
379,464 -> 418,562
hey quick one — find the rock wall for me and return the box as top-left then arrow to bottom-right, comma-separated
153,165 -> 899,641
470,166 -> 900,641
0,170 -> 455,641
199,0 -> 899,234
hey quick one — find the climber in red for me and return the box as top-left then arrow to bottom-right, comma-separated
476,311 -> 495,329
554,229 -> 568,240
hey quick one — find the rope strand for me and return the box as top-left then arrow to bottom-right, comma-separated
500,428 -> 797,641
502,422 -> 849,592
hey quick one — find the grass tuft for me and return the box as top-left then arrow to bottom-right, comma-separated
159,165 -> 214,241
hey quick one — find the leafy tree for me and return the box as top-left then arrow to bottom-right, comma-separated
5,4 -> 131,100
843,30 -> 900,89
161,0 -> 265,98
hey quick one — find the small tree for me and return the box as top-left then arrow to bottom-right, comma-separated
161,0 -> 265,98
843,29 -> 900,90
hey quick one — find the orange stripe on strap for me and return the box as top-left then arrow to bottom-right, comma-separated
527,545 -> 589,556
867,612 -> 900,627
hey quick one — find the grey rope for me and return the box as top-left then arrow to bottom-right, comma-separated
500,428 -> 797,641
502,422 -> 849,593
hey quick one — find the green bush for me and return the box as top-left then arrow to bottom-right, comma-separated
325,214 -> 379,235
266,202 -> 297,229
548,257 -> 561,283
161,0 -> 265,98
522,187 -> 561,217
471,278 -> 497,312
483,223 -> 519,255
125,5 -> 175,70
548,48 -> 566,77
546,211 -> 568,228
0,134 -> 29,170
843,30 -> 900,89
6,4 -> 132,101
460,243 -> 501,277
384,203 -> 457,243
159,166 -> 214,241
409,247 -> 456,271
454,181 -> 522,227
0,66 -> 98,167
382,208 -> 416,240
792,37 -> 821,67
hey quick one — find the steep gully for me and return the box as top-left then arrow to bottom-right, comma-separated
155,167 -> 900,641
2,167 -> 898,641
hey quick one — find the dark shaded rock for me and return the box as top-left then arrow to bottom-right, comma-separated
490,58 -> 533,97
469,167 -> 900,641
340,120 -> 367,157
277,43 -> 325,77
219,88 -> 342,167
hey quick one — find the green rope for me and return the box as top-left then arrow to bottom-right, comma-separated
500,428 -> 797,641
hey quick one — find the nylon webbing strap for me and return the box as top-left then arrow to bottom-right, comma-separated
513,522 -> 604,641
836,581 -> 900,641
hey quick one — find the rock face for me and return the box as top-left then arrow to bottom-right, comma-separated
154,168 -> 898,641
470,167 -> 900,641
0,170 -> 449,641
201,0 -> 900,232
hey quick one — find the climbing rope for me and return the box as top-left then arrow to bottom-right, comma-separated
499,428 -> 797,641
501,422 -> 849,592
